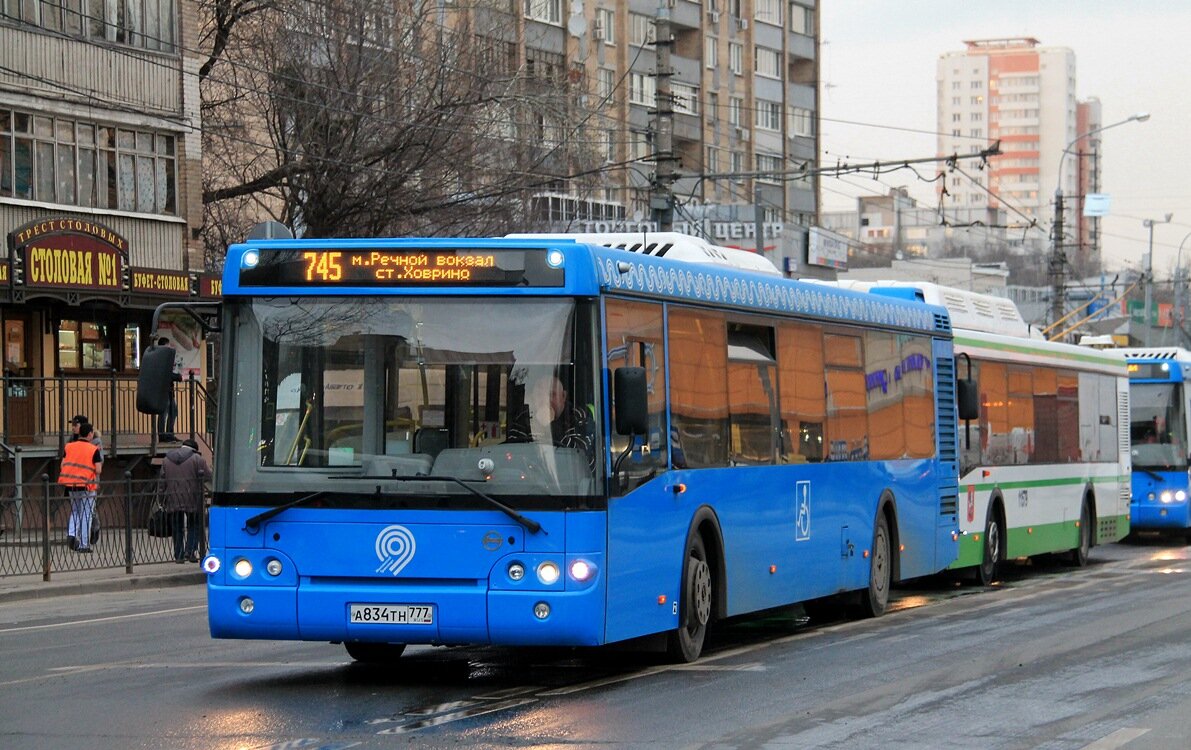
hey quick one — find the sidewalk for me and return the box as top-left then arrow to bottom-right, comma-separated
0,562 -> 204,604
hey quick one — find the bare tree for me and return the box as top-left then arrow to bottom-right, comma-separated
199,0 -> 605,261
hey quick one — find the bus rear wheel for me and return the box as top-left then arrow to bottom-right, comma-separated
1069,500 -> 1092,567
855,512 -> 891,618
977,508 -> 1002,586
345,642 -> 406,663
667,535 -> 712,663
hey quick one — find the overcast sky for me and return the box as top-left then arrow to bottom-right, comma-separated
818,0 -> 1191,279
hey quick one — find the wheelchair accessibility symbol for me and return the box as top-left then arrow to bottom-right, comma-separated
795,481 -> 811,541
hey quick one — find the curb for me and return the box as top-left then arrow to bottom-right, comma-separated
0,571 -> 204,604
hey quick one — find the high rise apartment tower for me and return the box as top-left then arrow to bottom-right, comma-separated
937,38 -> 1102,271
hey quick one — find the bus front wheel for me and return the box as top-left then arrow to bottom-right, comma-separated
855,512 -> 891,618
977,505 -> 1002,586
345,642 -> 407,663
667,535 -> 712,663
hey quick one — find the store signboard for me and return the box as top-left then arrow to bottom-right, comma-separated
7,217 -> 127,291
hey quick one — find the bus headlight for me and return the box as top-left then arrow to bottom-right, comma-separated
242,250 -> 260,269
233,558 -> 253,578
265,559 -> 283,577
1177,491 -> 1187,502
536,561 -> 560,585
1161,491 -> 1174,503
202,555 -> 221,574
569,559 -> 595,582
546,249 -> 565,268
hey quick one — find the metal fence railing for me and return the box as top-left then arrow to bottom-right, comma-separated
0,372 -> 214,458
0,474 -> 207,579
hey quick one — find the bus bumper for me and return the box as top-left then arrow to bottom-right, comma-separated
1130,500 -> 1191,531
206,551 -> 607,647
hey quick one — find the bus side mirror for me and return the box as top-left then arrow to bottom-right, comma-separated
137,346 -> 177,415
957,378 -> 979,421
614,366 -> 648,436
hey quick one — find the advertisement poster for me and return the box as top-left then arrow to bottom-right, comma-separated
156,317 -> 202,379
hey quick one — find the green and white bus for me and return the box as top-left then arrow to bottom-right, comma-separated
833,282 -> 1131,583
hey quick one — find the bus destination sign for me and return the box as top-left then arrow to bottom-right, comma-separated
239,248 -> 564,288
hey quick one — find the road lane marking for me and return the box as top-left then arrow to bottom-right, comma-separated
0,605 -> 205,633
1079,727 -> 1150,749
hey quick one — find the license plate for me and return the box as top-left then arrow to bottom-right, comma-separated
349,604 -> 434,625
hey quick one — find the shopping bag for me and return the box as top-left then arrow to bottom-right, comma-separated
147,502 -> 173,538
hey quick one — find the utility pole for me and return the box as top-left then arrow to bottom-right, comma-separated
1049,113 -> 1150,334
1050,190 -> 1065,326
1143,214 -> 1174,345
650,6 -> 676,231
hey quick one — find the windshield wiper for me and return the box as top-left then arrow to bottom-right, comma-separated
343,474 -> 544,534
244,491 -> 329,532
1136,467 -> 1166,481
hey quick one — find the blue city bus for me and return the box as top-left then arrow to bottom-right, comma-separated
145,235 -> 971,663
1121,348 -> 1191,542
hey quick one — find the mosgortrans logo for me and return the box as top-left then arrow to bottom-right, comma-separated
375,525 -> 416,576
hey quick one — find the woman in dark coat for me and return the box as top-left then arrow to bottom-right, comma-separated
159,439 -> 210,562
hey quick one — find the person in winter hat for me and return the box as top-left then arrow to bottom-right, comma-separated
158,438 -> 210,562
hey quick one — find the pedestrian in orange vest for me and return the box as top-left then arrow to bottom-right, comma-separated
58,422 -> 103,553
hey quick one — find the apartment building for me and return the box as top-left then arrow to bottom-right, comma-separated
937,38 -> 1103,273
0,2 -> 211,475
524,0 -> 820,275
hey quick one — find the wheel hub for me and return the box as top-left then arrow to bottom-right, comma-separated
691,559 -> 711,626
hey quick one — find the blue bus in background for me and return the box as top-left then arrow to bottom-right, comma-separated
144,233 -> 973,663
1121,348 -> 1191,542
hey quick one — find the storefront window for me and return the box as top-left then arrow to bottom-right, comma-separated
59,321 -> 111,371
124,324 -> 142,369
58,321 -> 80,370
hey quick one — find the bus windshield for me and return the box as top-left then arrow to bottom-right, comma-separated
222,296 -> 602,499
1130,382 -> 1187,470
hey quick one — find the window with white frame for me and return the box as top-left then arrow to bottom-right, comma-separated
706,145 -> 717,172
731,151 -> 744,182
755,0 -> 781,25
755,99 -> 781,131
705,36 -> 717,69
788,106 -> 813,136
707,91 -> 719,122
598,68 -> 616,99
604,129 -> 616,162
1,0 -> 178,52
729,96 -> 743,126
630,130 -> 651,161
596,7 -> 615,44
729,42 -> 743,75
755,47 -> 781,79
788,1 -> 813,35
525,0 -> 561,24
629,12 -> 655,45
0,108 -> 177,214
672,82 -> 700,115
629,72 -> 656,106
755,152 -> 782,183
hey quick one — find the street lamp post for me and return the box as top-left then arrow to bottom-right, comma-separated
1142,213 -> 1175,344
1050,112 -> 1150,330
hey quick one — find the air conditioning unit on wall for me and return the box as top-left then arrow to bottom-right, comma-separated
707,10 -> 720,23
737,18 -> 748,30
